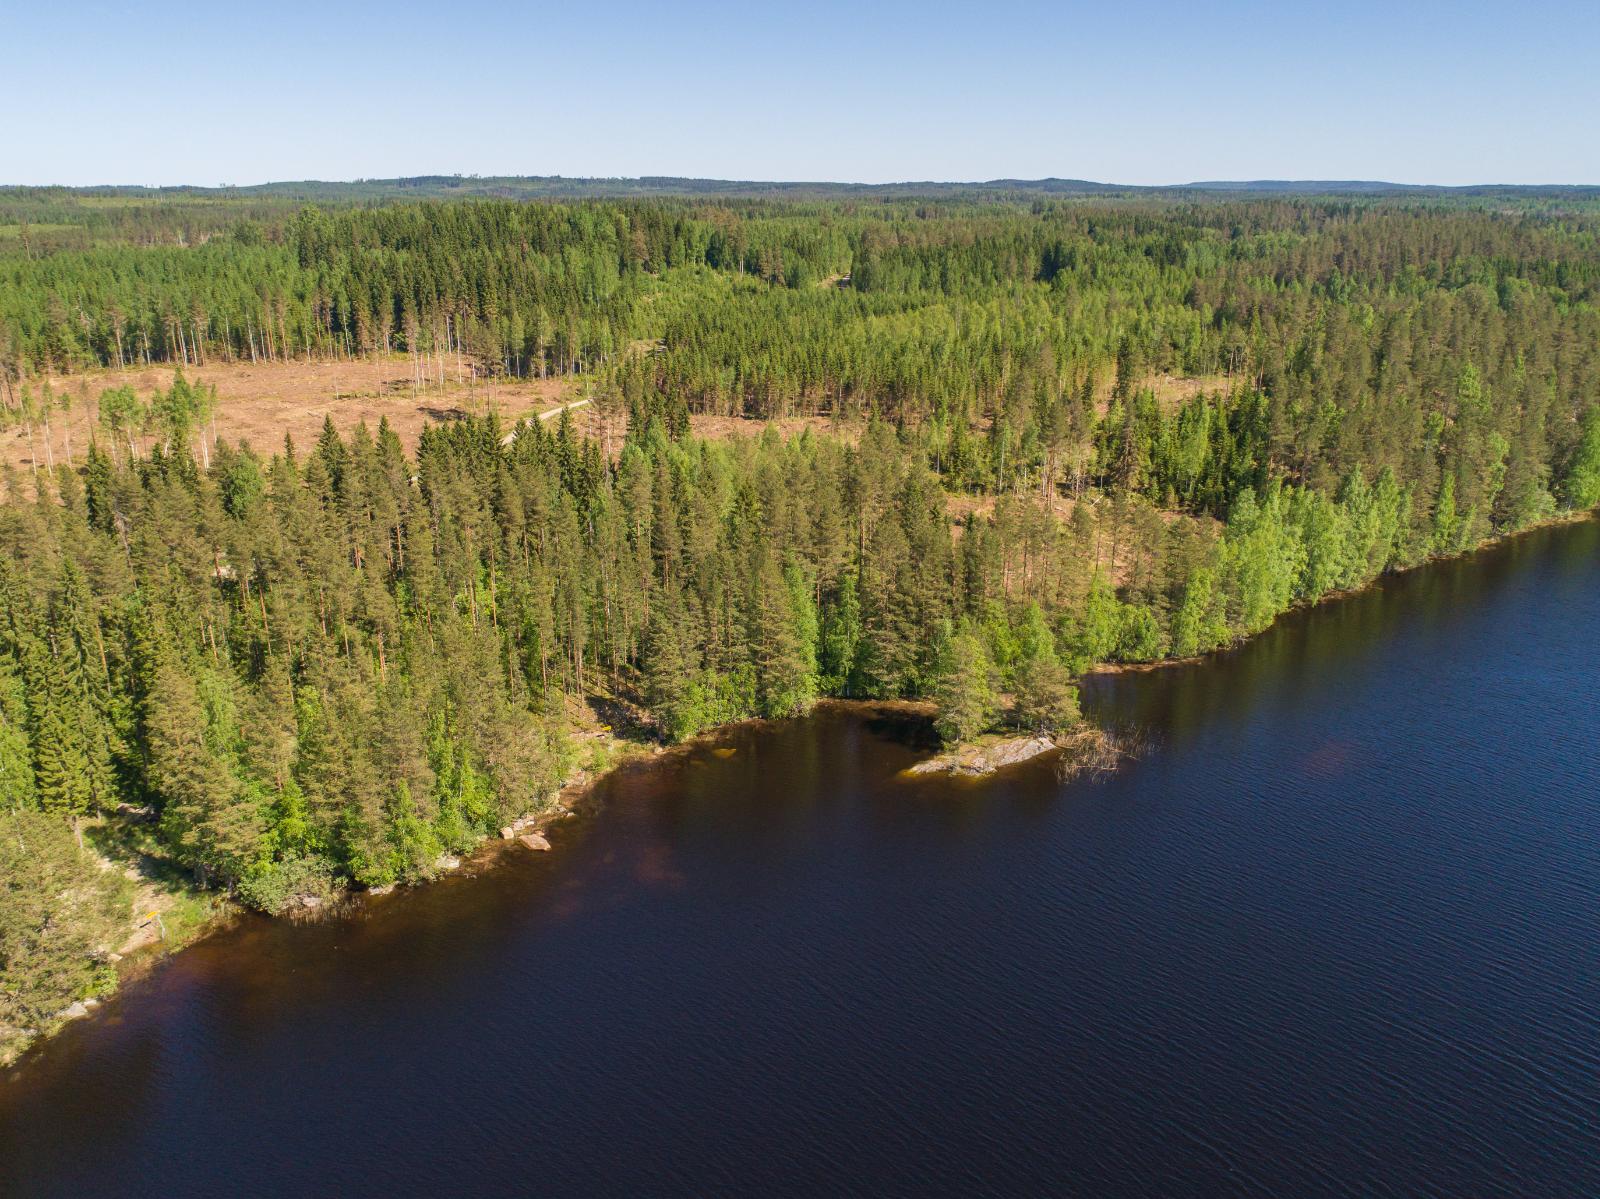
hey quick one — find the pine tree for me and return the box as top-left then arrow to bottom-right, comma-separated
1010,607 -> 1080,735
1012,656 -> 1080,735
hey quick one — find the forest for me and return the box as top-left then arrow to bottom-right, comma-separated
3,188 -> 1600,1060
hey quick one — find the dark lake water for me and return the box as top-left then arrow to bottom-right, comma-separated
4,519 -> 1599,1198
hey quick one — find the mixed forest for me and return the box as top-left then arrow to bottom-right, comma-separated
4,185 -> 1600,1059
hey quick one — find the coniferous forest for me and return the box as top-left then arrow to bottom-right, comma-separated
3,185 -> 1600,1057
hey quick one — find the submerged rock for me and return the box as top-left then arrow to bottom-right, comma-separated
59,998 -> 100,1022
501,809 -> 558,839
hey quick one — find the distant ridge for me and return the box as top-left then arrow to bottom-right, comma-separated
1182,179 -> 1600,195
7,175 -> 1600,201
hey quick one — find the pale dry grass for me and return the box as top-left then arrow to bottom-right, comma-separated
5,355 -> 581,473
1143,372 -> 1232,409
685,412 -> 855,443
1093,371 -> 1234,416
4,356 -> 874,480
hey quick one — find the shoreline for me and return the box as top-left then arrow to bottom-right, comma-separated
8,509 -> 1595,1069
1086,508 -> 1598,679
2,732 -> 647,1068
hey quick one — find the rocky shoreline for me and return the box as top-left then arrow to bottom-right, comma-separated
905,734 -> 1061,776
0,741 -> 631,1069
904,722 -> 1123,780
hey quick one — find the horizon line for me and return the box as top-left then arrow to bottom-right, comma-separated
7,174 -> 1600,193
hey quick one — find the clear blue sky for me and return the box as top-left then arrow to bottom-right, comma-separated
10,0 -> 1599,186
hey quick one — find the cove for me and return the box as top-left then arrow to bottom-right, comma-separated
2,519 -> 1598,1198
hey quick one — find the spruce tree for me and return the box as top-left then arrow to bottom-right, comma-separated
146,652 -> 262,886
750,555 -> 817,719
0,655 -> 36,811
930,631 -> 998,746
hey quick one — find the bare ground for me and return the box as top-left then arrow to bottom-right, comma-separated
686,412 -> 856,443
6,356 -> 872,481
1144,372 -> 1232,409
5,355 -> 582,474
1092,371 -> 1234,417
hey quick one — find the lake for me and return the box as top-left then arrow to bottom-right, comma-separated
3,519 -> 1598,1198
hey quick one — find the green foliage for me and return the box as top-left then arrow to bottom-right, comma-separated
818,571 -> 862,694
1010,618 -> 1080,736
2,187 -> 1597,1072
1067,576 -> 1123,670
0,655 -> 35,810
752,555 -> 819,719
1564,407 -> 1600,510
1117,604 -> 1168,662
1,191 -> 1597,985
145,650 -> 263,887
1221,489 -> 1307,635
146,371 -> 217,457
644,595 -> 710,742
1170,566 -> 1230,659
931,631 -> 999,746
236,854 -> 337,915
0,809 -> 129,1039
1290,488 -> 1352,600
1432,473 -> 1464,555
97,385 -> 146,458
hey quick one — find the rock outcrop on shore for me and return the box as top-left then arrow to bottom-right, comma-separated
499,811 -> 553,840
905,735 -> 1059,777
906,724 -> 1121,779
